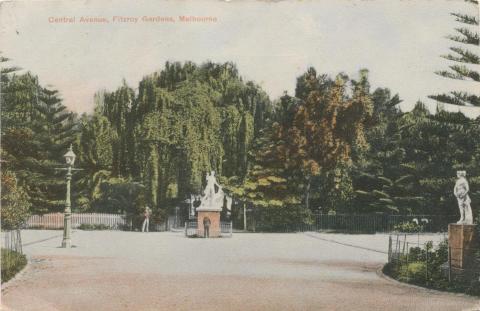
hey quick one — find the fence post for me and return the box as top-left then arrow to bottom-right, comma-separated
395,235 -> 399,260
425,243 -> 429,285
388,235 -> 392,262
406,242 -> 409,282
243,203 -> 247,231
448,245 -> 452,282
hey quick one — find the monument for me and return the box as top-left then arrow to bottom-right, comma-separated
454,171 -> 473,225
448,171 -> 477,271
196,171 -> 224,238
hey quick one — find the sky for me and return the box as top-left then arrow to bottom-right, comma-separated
1,0 -> 479,117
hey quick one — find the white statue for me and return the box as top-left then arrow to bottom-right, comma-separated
204,171 -> 219,200
197,171 -> 224,211
454,171 -> 473,225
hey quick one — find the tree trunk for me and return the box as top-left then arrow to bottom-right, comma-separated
305,176 -> 311,211
243,202 -> 247,231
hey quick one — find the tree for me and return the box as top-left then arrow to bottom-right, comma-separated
288,69 -> 373,210
1,170 -> 31,230
352,88 -> 409,213
2,68 -> 78,214
227,68 -> 373,228
429,0 -> 479,107
223,125 -> 306,231
75,107 -> 118,210
91,61 -> 271,216
103,81 -> 135,177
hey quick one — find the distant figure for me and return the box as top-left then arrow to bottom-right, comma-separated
142,206 -> 152,232
454,171 -> 473,225
203,216 -> 211,238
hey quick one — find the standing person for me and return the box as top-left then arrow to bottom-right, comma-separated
203,216 -> 211,238
142,206 -> 151,232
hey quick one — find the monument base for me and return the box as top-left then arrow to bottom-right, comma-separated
197,211 -> 221,238
448,224 -> 478,269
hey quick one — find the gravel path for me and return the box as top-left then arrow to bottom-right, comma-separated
1,230 -> 479,311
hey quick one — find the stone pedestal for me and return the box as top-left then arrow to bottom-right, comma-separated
197,211 -> 221,238
448,224 -> 478,269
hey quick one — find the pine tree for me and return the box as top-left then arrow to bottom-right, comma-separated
429,0 -> 479,106
2,68 -> 78,214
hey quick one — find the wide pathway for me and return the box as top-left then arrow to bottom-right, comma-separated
1,230 -> 479,311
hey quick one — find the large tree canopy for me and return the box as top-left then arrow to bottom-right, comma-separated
2,54 -> 479,228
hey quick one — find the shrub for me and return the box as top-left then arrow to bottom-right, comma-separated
385,238 -> 479,297
77,223 -> 110,230
393,220 -> 424,233
398,261 -> 426,284
1,249 -> 27,283
1,171 -> 31,230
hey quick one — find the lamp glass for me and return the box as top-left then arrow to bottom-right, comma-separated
64,149 -> 76,166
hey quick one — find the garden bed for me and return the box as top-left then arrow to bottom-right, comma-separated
1,248 -> 27,283
383,240 -> 480,297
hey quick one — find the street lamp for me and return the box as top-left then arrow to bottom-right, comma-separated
61,145 -> 76,248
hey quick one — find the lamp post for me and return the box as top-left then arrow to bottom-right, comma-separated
61,145 -> 76,248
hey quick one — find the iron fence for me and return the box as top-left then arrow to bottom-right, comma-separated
184,221 -> 233,238
245,213 -> 458,233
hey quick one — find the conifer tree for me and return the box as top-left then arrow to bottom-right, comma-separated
2,69 -> 78,213
429,0 -> 479,106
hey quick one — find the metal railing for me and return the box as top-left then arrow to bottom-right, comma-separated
245,213 -> 458,233
185,221 -> 233,237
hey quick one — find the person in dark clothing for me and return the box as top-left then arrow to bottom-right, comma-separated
203,217 -> 211,238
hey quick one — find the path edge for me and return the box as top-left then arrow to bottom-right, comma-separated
376,264 -> 479,303
1,253 -> 31,292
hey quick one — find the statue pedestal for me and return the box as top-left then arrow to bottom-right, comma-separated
197,210 -> 221,238
448,224 -> 478,269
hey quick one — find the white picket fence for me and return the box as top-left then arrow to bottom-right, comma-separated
25,213 -> 128,230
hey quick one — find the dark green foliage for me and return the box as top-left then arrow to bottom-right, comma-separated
91,178 -> 146,214
385,240 -> 480,296
3,53 -> 479,229
429,1 -> 479,106
1,249 -> 27,283
393,221 -> 424,233
1,56 -> 78,214
77,223 -> 111,230
89,61 -> 271,216
1,170 -> 30,230
353,96 -> 480,216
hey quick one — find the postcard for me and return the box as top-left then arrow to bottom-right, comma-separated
1,1 -> 479,310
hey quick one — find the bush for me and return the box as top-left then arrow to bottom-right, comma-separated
77,223 -> 110,230
384,239 -> 479,297
1,171 -> 31,230
398,261 -> 426,284
250,205 -> 312,232
393,220 -> 424,233
1,248 -> 27,283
